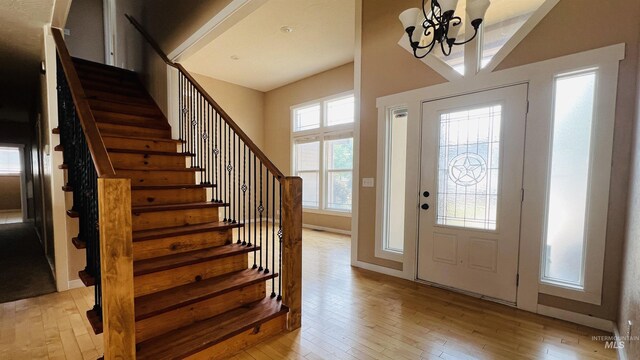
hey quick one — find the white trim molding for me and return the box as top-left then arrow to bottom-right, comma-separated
372,44 -> 625,317
303,224 -> 351,236
537,305 -> 614,332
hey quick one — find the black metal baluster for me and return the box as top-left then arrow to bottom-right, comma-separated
265,172 -> 270,275
223,122 -> 228,221
252,153 -> 257,269
242,143 -> 247,245
258,163 -> 263,271
233,132 -> 237,226
271,174 -> 276,298
178,74 -> 183,153
212,111 -> 218,201
278,183 -> 283,301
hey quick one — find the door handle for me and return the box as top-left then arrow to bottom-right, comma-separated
421,203 -> 430,210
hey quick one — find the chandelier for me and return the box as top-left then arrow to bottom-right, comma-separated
399,0 -> 490,58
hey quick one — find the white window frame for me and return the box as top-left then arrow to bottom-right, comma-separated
291,91 -> 354,216
374,107 -> 408,262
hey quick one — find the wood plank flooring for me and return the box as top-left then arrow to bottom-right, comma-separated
0,229 -> 616,359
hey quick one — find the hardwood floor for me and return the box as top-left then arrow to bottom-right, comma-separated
0,211 -> 22,225
0,229 -> 616,360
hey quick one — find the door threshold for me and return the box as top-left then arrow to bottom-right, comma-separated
415,278 -> 517,307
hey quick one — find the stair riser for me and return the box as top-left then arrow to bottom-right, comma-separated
94,110 -> 167,127
85,89 -> 152,105
110,152 -> 186,169
136,283 -> 266,342
97,122 -> 172,139
133,229 -> 231,261
80,80 -> 147,97
116,170 -> 196,186
89,100 -> 162,117
132,207 -> 219,231
131,188 -> 207,207
183,315 -> 287,360
102,137 -> 178,152
134,254 -> 248,296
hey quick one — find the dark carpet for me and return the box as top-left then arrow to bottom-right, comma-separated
0,223 -> 56,303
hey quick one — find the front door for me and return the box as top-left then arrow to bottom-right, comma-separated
417,84 -> 528,303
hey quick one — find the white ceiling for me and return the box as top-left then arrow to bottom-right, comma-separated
182,0 -> 356,92
0,0 -> 55,119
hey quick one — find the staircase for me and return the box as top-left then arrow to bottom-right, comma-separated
52,25 -> 301,360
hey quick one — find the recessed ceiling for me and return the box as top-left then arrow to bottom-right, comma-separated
182,0 -> 355,92
0,0 -> 55,119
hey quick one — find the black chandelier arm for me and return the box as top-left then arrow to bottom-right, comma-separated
413,39 -> 438,59
451,20 -> 483,46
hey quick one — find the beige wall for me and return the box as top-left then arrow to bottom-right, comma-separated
190,64 -> 355,232
190,73 -> 266,149
618,36 -> 640,360
265,62 -> 354,232
358,0 -> 640,317
65,0 -> 104,63
0,176 -> 21,210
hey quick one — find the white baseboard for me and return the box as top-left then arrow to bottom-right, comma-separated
303,223 -> 351,235
613,323 -> 628,360
537,304 -> 614,332
67,279 -> 85,290
352,259 -> 411,280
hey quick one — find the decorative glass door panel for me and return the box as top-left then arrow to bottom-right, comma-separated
418,85 -> 527,303
437,105 -> 502,230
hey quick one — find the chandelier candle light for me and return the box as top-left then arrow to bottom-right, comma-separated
400,0 -> 490,58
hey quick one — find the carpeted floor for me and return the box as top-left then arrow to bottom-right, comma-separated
0,223 -> 56,303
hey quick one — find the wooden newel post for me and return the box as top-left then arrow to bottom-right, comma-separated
98,178 -> 136,359
281,176 -> 302,330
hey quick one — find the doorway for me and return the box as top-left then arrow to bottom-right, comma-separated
0,146 -> 25,224
417,84 -> 528,303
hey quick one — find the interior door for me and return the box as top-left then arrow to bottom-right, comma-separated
417,84 -> 528,303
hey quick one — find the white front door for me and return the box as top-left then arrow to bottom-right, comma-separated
417,84 -> 528,303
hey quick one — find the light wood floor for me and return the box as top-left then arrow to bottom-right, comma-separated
0,211 -> 22,225
0,229 -> 615,360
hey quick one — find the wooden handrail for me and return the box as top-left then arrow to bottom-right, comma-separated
125,14 -> 286,180
51,28 -> 116,178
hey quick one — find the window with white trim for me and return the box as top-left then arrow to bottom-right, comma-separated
292,93 -> 354,214
0,147 -> 21,175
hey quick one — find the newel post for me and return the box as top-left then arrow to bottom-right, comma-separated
98,178 -> 136,359
281,176 -> 302,330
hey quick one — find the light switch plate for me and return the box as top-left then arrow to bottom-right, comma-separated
362,178 -> 374,187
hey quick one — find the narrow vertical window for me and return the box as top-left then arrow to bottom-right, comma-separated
294,140 -> 320,208
383,109 -> 408,253
542,70 -> 597,287
325,137 -> 353,211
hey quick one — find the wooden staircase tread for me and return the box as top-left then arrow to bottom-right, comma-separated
132,221 -> 243,242
132,201 -> 228,214
102,134 -> 184,143
135,298 -> 288,360
107,148 -> 194,156
131,184 -> 215,191
133,243 -> 257,276
135,269 -> 277,320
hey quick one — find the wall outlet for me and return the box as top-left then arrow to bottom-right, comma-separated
63,28 -> 71,36
362,178 -> 374,188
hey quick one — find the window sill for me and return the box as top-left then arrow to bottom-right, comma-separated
539,281 -> 602,305
303,208 -> 352,218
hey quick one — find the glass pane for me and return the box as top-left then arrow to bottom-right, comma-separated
299,171 -> 320,208
481,0 -> 546,68
543,71 -> 597,287
326,171 -> 352,211
436,105 -> 502,230
294,104 -> 320,131
295,141 -> 320,171
0,147 -> 21,173
326,138 -> 353,170
384,111 -> 407,252
327,96 -> 355,126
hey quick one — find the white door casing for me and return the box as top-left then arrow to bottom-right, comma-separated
417,84 -> 528,303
